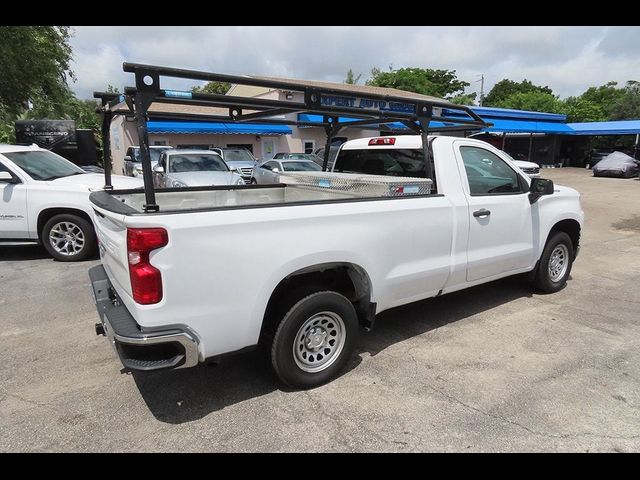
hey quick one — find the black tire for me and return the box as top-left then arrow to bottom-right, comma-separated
250,178 -> 258,184
271,291 -> 358,389
42,214 -> 97,262
533,231 -> 574,293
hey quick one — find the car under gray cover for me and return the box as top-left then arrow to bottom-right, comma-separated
592,151 -> 640,178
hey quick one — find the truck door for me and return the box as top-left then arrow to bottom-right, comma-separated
0,161 -> 29,239
454,143 -> 535,282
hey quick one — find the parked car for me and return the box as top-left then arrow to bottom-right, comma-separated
251,158 -> 322,184
502,153 -> 540,178
588,146 -> 634,166
0,144 -> 142,261
123,145 -> 172,177
209,147 -> 258,182
90,134 -> 583,388
152,150 -> 245,188
592,151 -> 640,178
272,152 -> 322,162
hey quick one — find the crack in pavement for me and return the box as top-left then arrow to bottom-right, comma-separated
426,383 -> 640,442
303,391 -> 354,451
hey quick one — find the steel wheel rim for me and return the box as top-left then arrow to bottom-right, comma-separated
548,244 -> 569,282
293,311 -> 346,373
49,221 -> 85,256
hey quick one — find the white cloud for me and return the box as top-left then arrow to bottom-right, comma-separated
68,26 -> 640,100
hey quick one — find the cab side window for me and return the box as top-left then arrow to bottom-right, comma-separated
460,146 -> 524,195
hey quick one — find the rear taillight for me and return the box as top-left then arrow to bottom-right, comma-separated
127,228 -> 168,305
368,137 -> 396,146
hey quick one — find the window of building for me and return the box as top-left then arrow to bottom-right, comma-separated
303,140 -> 315,154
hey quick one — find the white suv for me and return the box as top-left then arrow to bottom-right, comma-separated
0,144 -> 142,261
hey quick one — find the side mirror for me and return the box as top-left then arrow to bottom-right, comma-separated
124,156 -> 132,162
529,177 -> 554,204
272,167 -> 279,173
153,165 -> 164,174
0,171 -> 16,183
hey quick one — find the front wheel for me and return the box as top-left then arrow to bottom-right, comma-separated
42,214 -> 97,262
533,232 -> 574,293
250,178 -> 258,184
271,291 -> 359,389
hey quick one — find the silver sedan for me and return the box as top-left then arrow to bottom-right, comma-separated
152,150 -> 245,188
251,159 -> 322,184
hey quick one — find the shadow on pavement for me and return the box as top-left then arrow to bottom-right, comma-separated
133,275 -> 533,424
0,245 -> 100,262
0,245 -> 49,261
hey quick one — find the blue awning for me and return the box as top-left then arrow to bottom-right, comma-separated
147,121 -> 292,135
469,106 -> 567,122
482,119 -> 574,134
567,120 -> 640,135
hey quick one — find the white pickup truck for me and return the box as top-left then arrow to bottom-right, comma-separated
89,134 -> 583,388
0,144 -> 142,261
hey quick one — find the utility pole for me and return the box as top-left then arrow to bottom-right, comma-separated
475,74 -> 485,106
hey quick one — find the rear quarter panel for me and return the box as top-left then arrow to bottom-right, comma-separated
120,196 -> 456,359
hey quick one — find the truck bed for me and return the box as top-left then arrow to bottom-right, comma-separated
90,173 -> 434,214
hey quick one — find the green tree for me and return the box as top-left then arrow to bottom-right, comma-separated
0,26 -> 73,116
0,26 -> 75,143
344,69 -> 362,85
610,80 -> 640,120
192,81 -> 231,95
484,79 -> 553,107
580,81 -> 624,119
493,91 -> 563,113
559,96 -> 605,122
366,67 -> 470,99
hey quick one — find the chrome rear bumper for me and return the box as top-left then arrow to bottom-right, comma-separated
89,265 -> 199,371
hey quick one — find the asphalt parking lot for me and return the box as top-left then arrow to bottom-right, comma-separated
1,167 -> 639,452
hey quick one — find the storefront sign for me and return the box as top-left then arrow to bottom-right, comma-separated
320,95 -> 416,114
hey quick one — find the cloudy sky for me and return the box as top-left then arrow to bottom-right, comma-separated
69,26 -> 640,100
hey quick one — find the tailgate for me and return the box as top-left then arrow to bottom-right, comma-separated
91,205 -> 132,300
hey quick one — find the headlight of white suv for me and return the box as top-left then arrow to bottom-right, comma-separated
171,179 -> 188,188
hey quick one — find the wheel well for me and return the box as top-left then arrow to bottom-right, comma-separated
37,208 -> 93,241
261,263 -> 373,338
548,219 -> 581,258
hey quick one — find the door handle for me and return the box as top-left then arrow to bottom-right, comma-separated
473,209 -> 491,218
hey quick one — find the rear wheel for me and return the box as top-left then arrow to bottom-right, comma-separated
270,291 -> 358,389
533,232 -> 574,293
42,214 -> 97,262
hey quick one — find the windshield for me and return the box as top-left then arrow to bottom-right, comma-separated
168,153 -> 229,173
334,149 -> 427,177
283,161 -> 322,172
223,149 -> 254,162
132,148 -> 168,163
281,153 -> 319,161
3,150 -> 85,180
